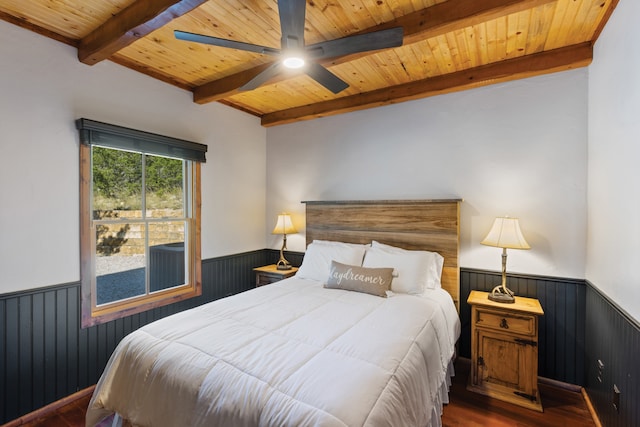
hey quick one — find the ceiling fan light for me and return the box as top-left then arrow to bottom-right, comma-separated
282,56 -> 305,69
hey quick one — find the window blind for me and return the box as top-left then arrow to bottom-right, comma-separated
76,118 -> 207,163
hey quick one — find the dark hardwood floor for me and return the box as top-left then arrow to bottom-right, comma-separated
7,359 -> 597,427
11,394 -> 92,427
441,359 -> 598,427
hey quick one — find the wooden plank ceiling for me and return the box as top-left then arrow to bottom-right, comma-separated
0,0 -> 618,126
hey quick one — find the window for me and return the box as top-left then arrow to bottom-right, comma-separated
77,119 -> 207,327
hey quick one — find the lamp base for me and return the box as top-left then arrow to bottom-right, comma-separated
276,260 -> 292,270
488,285 -> 516,303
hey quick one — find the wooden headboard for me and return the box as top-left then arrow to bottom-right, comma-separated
303,199 -> 461,309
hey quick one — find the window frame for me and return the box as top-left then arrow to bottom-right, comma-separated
78,119 -> 205,328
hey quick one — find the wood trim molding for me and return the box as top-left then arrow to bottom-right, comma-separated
302,198 -> 463,205
582,388 -> 604,427
1,386 -> 95,427
79,144 -> 203,328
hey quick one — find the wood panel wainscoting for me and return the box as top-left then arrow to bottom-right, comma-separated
2,253 -> 637,425
585,282 -> 640,427
460,268 -> 587,386
0,250 -> 268,424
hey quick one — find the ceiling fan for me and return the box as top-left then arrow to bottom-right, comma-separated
174,0 -> 404,94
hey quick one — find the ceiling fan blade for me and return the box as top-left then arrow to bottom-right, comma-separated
278,0 -> 306,49
174,30 -> 280,56
305,63 -> 349,94
306,27 -> 404,59
239,62 -> 283,91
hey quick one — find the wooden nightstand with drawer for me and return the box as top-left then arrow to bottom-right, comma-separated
253,264 -> 298,287
467,290 -> 545,412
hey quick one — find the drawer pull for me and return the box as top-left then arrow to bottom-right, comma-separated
500,318 -> 509,329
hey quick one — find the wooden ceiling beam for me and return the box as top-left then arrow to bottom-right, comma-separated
193,0 -> 556,104
193,63 -> 275,105
259,42 -> 593,127
78,0 -> 207,65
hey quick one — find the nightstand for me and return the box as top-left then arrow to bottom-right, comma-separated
467,290 -> 544,412
253,264 -> 298,287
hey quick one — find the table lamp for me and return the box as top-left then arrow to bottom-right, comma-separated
481,216 -> 530,303
272,213 -> 297,270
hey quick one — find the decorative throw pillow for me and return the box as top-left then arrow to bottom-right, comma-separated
324,261 -> 394,297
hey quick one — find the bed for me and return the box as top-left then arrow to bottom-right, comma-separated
86,199 -> 462,427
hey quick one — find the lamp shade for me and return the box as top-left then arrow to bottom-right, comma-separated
272,213 -> 297,235
481,217 -> 530,250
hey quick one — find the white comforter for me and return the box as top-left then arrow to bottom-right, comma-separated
86,277 -> 460,427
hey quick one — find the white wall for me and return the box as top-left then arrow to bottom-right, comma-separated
587,0 -> 640,321
266,70 -> 589,280
0,20 -> 267,294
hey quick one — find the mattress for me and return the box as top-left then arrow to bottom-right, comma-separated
86,276 -> 460,427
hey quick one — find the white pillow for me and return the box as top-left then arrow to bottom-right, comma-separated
297,242 -> 367,282
312,239 -> 370,250
364,241 -> 444,292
